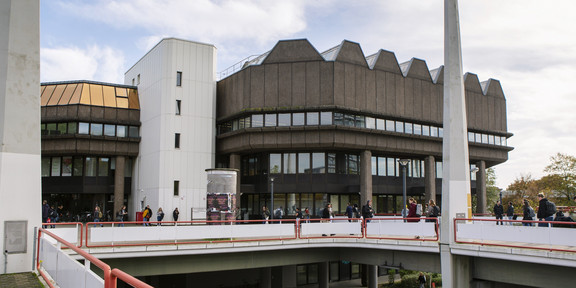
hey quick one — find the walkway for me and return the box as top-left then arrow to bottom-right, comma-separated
0,272 -> 44,288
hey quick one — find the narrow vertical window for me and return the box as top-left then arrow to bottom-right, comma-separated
176,100 -> 181,115
175,133 -> 180,148
174,180 -> 180,196
137,74 -> 140,85
176,71 -> 182,86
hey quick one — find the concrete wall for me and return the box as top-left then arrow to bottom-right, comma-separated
125,38 -> 216,221
0,0 -> 41,274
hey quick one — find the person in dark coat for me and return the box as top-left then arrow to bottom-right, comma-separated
407,198 -> 420,223
522,199 -> 534,226
493,201 -> 504,225
537,193 -> 554,227
506,202 -> 515,225
345,203 -> 354,222
362,200 -> 374,223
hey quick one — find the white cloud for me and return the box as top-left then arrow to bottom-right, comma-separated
41,45 -> 125,83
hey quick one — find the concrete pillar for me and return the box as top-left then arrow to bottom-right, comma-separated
476,161 -> 487,214
425,156 -> 437,203
230,153 -> 242,211
0,0 -> 41,274
114,156 -> 126,219
360,150 -> 373,208
260,267 -> 272,288
282,265 -> 297,288
319,262 -> 329,288
442,0 -> 472,287
367,265 -> 378,288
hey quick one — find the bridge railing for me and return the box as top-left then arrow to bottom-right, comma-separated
454,218 -> 576,252
366,217 -> 439,241
37,227 -> 153,288
84,219 -> 299,248
42,222 -> 83,247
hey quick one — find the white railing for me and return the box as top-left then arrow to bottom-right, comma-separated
454,218 -> 576,252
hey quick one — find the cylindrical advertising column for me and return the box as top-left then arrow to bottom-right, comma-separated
205,169 -> 239,224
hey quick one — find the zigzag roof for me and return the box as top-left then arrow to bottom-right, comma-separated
227,39 -> 504,97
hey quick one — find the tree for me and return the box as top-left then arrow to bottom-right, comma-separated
476,168 -> 500,213
543,153 -> 576,204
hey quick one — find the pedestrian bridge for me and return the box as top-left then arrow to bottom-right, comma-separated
38,217 -> 576,288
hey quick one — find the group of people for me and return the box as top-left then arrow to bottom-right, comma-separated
258,198 -> 440,224
494,192 -> 570,227
41,200 -> 64,228
140,205 -> 180,226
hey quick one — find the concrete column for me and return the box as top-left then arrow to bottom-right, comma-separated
282,265 -> 297,288
360,150 -> 373,208
424,156 -> 437,203
0,0 -> 41,274
476,161 -> 487,214
367,265 -> 378,288
230,153 -> 242,211
114,156 -> 126,219
260,267 -> 272,288
319,262 -> 329,288
442,0 -> 472,287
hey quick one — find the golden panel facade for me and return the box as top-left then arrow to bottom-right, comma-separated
41,82 -> 139,110
58,84 -> 78,105
102,85 -> 116,107
41,85 -> 56,106
89,84 -> 104,106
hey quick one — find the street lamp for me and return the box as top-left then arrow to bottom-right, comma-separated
398,159 -> 410,219
270,177 -> 275,219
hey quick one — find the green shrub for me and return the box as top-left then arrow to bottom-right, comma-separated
388,269 -> 396,284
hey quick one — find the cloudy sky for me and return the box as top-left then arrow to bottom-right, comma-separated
40,0 -> 576,189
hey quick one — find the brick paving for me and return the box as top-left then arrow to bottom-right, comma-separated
0,272 -> 44,288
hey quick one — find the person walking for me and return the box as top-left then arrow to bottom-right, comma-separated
118,205 -> 128,227
142,205 -> 152,226
156,208 -> 165,226
506,202 -> 515,225
426,199 -> 439,223
418,272 -> 427,288
407,198 -> 420,223
42,200 -> 50,228
93,205 -> 103,227
522,199 -> 535,226
304,207 -> 310,223
346,202 -> 354,222
261,206 -> 270,224
362,200 -> 374,223
537,193 -> 554,227
494,201 -> 504,225
173,207 -> 180,222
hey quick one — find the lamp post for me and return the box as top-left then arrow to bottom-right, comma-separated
499,190 -> 503,205
470,167 -> 479,215
398,159 -> 410,218
270,177 -> 275,219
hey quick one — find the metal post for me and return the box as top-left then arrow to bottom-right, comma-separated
499,190 -> 503,205
270,178 -> 275,220
398,159 -> 410,218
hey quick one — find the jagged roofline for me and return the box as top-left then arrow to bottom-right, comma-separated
239,39 -> 505,97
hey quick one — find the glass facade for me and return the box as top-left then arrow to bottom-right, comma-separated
216,109 -> 509,148
42,121 -> 139,138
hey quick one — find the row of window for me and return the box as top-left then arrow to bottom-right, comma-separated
41,122 -> 140,138
242,153 -> 478,180
218,111 -> 508,146
41,156 -> 133,177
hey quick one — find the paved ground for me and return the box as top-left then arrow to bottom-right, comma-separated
0,272 -> 44,288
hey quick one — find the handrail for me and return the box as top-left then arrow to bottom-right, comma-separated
453,218 -> 576,253
38,228 -> 152,288
40,222 -> 83,248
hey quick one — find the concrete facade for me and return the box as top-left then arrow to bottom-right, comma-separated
216,39 -> 512,217
0,0 -> 41,274
125,38 -> 217,221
